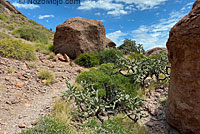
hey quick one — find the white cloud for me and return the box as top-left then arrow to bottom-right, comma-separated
132,2 -> 193,50
78,0 -> 168,16
94,12 -> 101,16
78,0 -> 126,16
38,15 -> 55,19
114,0 -> 167,10
107,30 -> 127,46
12,2 -> 39,9
107,9 -> 128,16
78,0 -> 123,10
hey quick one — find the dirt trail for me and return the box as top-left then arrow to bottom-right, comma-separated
1,80 -> 74,134
0,53 -> 82,134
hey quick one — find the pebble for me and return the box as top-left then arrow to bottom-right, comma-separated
16,82 -> 25,88
31,121 -> 38,126
18,123 -> 26,128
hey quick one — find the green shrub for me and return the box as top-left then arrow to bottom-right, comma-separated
118,39 -> 144,54
74,53 -> 99,68
62,81 -> 143,123
128,53 -> 146,61
8,67 -> 14,73
76,63 -> 139,97
48,52 -> 55,59
26,62 -> 37,69
37,69 -> 56,85
29,19 -> 39,25
76,68 -> 111,90
96,49 -> 123,64
34,43 -> 53,54
21,115 -> 70,134
12,27 -> 48,44
0,32 -> 10,39
0,39 -> 36,61
0,13 -> 7,21
83,117 -> 128,134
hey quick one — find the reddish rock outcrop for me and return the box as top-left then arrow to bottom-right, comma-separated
53,17 -> 116,59
166,1 -> 200,133
145,47 -> 167,56
0,0 -> 22,14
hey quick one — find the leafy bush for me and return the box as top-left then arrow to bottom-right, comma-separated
118,39 -> 144,54
128,53 -> 146,61
115,51 -> 170,86
21,115 -> 70,134
62,81 -> 144,122
34,43 -> 53,54
8,67 -> 14,73
12,27 -> 49,44
37,69 -> 56,85
96,49 -> 123,64
74,53 -> 100,68
0,32 -> 10,39
0,13 -> 7,21
0,39 -> 36,61
26,62 -> 37,69
83,117 -> 128,134
76,63 -> 138,97
22,101 -> 146,134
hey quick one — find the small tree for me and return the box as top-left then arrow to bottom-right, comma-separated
118,39 -> 144,54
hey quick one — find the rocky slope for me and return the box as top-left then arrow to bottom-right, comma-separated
0,52 -> 83,134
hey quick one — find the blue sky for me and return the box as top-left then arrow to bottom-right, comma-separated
9,0 -> 195,50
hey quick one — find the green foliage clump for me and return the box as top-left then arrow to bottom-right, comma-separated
76,63 -> 138,97
115,51 -> 170,86
21,115 -> 70,134
118,39 -> 144,54
0,39 -> 36,61
22,101 -> 147,134
128,53 -> 146,61
62,81 -> 144,123
83,117 -> 128,134
96,49 -> 123,64
12,27 -> 49,44
8,67 -> 14,73
74,53 -> 100,68
0,32 -> 10,39
34,43 -> 53,54
0,13 -> 7,21
37,69 -> 56,85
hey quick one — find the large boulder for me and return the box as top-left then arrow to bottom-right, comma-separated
145,47 -> 167,56
166,1 -> 200,133
53,17 -> 116,59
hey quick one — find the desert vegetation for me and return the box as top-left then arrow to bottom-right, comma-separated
37,69 -> 56,85
22,41 -> 169,133
0,39 -> 37,61
0,2 -> 173,133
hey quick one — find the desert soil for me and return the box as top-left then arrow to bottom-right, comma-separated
0,52 -> 82,134
0,51 -> 179,134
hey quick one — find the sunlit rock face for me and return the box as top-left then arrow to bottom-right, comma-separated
166,0 -> 200,133
53,17 -> 116,59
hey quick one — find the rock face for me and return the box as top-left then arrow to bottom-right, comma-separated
0,0 -> 22,14
166,1 -> 200,133
145,47 -> 167,56
53,17 -> 116,59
